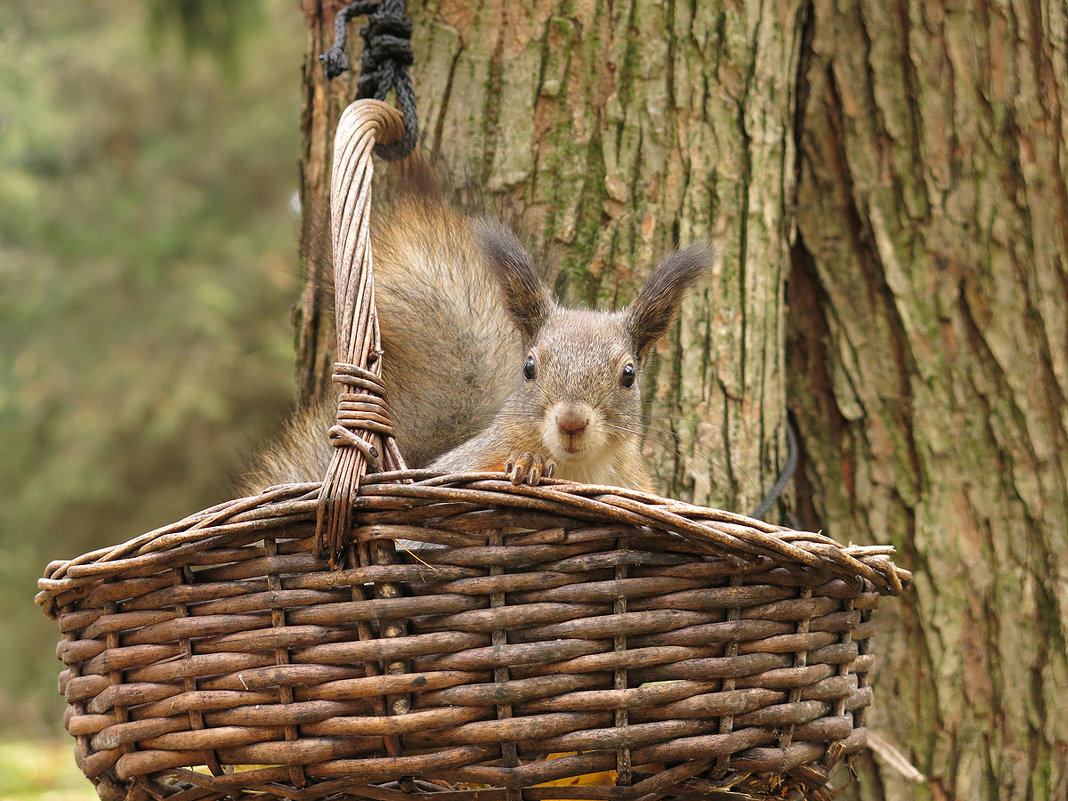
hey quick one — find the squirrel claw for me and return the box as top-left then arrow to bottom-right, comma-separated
506,452 -> 555,486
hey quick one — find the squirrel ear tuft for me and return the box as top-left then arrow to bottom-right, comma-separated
626,243 -> 714,360
476,220 -> 554,346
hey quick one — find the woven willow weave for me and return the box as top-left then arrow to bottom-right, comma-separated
37,101 -> 911,801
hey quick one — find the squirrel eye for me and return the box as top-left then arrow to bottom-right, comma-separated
620,362 -> 636,388
523,355 -> 537,380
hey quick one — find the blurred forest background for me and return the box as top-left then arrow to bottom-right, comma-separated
1,0 -> 303,738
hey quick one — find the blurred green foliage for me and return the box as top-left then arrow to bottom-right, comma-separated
0,0 -> 304,734
0,740 -> 98,800
146,0 -> 264,75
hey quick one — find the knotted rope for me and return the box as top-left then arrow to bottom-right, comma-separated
320,0 -> 418,161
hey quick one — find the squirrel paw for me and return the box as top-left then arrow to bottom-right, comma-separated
505,452 -> 556,486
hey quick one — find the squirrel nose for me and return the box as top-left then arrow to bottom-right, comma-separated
556,408 -> 589,437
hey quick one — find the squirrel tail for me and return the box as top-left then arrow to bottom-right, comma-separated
372,175 -> 522,468
242,162 -> 521,491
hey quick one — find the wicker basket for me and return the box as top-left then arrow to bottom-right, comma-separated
37,101 -> 911,801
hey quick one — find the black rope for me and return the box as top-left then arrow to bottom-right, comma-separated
749,420 -> 799,521
320,0 -> 419,160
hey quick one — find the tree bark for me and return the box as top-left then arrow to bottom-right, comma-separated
298,0 -> 801,514
791,2 -> 1068,799
297,1 -> 357,406
294,1 -> 1068,799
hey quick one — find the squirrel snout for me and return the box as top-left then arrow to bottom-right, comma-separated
546,403 -> 602,460
555,407 -> 590,437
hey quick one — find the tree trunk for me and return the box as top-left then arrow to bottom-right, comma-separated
296,2 -> 357,406
790,2 -> 1068,799
297,0 -> 801,514
296,1 -> 1068,799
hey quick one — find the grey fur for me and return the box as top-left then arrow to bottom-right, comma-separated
626,244 -> 715,360
245,194 -> 712,500
244,194 -> 521,490
475,219 -> 554,348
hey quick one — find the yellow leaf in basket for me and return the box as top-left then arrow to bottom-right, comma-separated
535,752 -> 617,788
190,764 -> 271,774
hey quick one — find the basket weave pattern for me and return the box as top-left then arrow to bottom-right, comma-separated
37,100 -> 910,801
39,474 -> 907,801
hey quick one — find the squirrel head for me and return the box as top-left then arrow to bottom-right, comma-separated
478,221 -> 713,476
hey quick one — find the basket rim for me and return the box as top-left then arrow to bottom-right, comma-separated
40,467 -> 898,801
37,469 -> 911,613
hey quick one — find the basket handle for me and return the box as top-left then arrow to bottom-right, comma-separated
315,99 -> 409,563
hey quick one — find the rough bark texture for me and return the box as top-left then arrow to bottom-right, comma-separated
297,1 -> 357,406
791,2 -> 1068,799
293,1 -> 1068,799
297,0 -> 801,514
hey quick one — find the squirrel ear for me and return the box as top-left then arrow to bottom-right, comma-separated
476,220 -> 554,346
626,243 -> 714,361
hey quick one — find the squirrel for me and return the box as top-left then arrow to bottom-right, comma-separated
245,167 -> 712,494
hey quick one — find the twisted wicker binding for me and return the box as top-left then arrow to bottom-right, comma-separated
316,100 -> 408,563
37,100 -> 911,801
